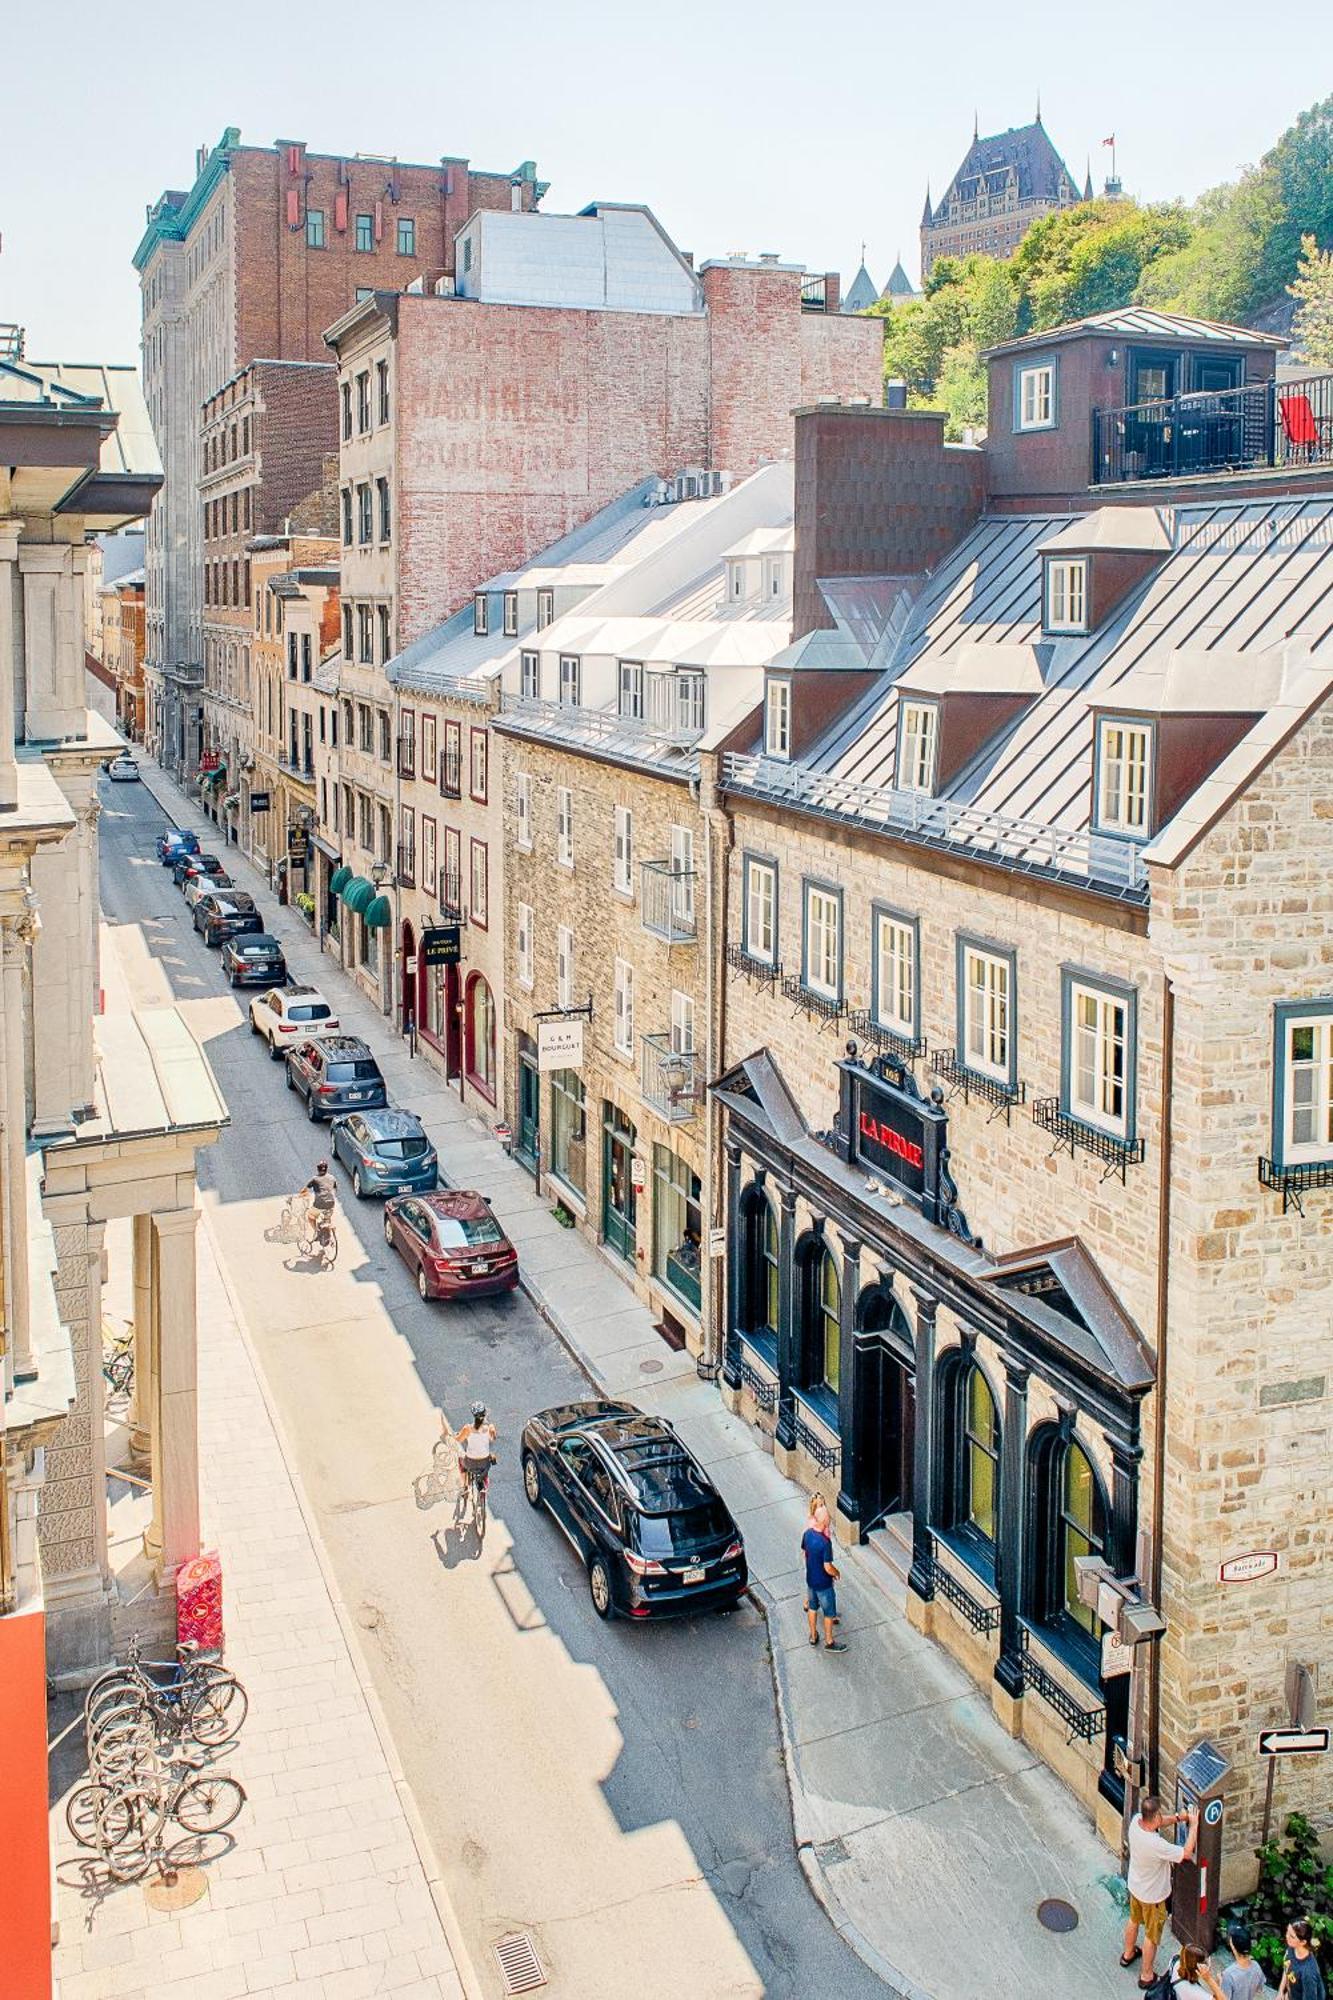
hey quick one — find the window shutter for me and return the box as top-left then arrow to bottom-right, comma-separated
334,190 -> 348,233
286,189 -> 300,229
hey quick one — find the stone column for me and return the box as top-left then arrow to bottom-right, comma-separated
146,1205 -> 201,1576
74,796 -> 101,1111
722,1142 -> 743,1390
906,1288 -> 938,1604
993,1354 -> 1031,1702
29,837 -> 77,1137
774,1187 -> 798,1453
0,519 -> 22,811
0,903 -> 36,1380
128,1213 -> 153,1470
835,1236 -> 863,1534
19,543 -> 82,742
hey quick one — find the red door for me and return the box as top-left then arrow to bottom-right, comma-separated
399,920 -> 416,1033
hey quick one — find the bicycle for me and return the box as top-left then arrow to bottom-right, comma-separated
67,1756 -> 245,1856
460,1457 -> 492,1543
86,1636 -> 248,1748
303,1207 -> 338,1268
102,1321 -> 134,1400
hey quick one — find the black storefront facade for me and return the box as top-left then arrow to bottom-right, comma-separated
714,1043 -> 1155,1831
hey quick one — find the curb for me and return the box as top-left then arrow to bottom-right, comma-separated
200,1205 -> 487,2000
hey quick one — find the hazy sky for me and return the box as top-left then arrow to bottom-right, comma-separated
3,0 -> 1323,365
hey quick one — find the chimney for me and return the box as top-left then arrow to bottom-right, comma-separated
823,270 -> 841,313
885,379 -> 908,409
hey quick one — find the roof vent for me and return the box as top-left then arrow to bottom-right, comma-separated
847,394 -> 872,406
759,251 -> 781,265
728,250 -> 748,264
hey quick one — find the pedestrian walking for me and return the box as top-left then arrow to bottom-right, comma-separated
801,1506 -> 844,1652
1120,1794 -> 1199,1988
1158,1943 -> 1226,1998
1219,1924 -> 1267,2000
1278,1921 -> 1326,2000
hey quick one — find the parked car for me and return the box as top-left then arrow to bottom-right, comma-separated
220,933 -> 287,988
156,827 -> 200,864
172,849 -> 224,887
184,870 -> 234,909
332,1108 -> 438,1199
383,1189 -> 517,1300
284,1035 -> 386,1121
192,891 -> 263,946
107,756 -> 140,783
521,1401 -> 747,1621
248,981 -> 336,1054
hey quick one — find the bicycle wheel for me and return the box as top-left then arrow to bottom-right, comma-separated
97,1785 -> 166,1855
91,1722 -> 157,1777
85,1667 -> 140,1710
475,1480 -> 487,1542
105,1351 -> 134,1397
324,1228 -> 339,1268
173,1772 -> 246,1834
186,1676 -> 248,1746
87,1695 -> 149,1743
66,1782 -> 117,1849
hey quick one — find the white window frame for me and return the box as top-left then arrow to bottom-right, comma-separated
744,857 -> 776,966
1068,979 -> 1129,1138
670,989 -> 695,1056
515,770 -> 532,852
556,924 -> 574,1012
765,556 -> 785,600
536,587 -> 554,630
670,823 -> 694,926
897,700 -> 938,794
961,943 -> 1012,1084
556,785 -> 573,870
804,885 -> 841,1002
1096,718 -> 1152,836
613,959 -> 635,1058
474,594 -> 488,637
874,911 -> 916,1039
1045,558 -> 1088,635
469,840 -> 488,926
613,805 -> 633,895
503,591 -> 518,637
618,660 -> 644,721
676,672 -> 706,735
517,902 -> 534,990
1280,1010 -> 1333,1164
520,650 -> 540,699
559,654 -> 581,706
1017,361 -> 1055,431
765,679 -> 791,760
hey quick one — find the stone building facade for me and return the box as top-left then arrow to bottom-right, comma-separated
921,114 -> 1084,278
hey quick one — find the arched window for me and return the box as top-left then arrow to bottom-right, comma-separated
937,1353 -> 1000,1579
1028,1427 -> 1109,1655
464,973 -> 496,1101
739,1184 -> 778,1339
796,1232 -> 842,1398
818,1248 -> 841,1394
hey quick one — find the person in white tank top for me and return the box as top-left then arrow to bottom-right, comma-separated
458,1402 -> 496,1481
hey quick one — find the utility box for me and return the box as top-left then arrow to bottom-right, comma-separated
1171,1738 -> 1232,1953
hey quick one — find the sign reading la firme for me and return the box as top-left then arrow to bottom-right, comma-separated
837,1059 -> 950,1221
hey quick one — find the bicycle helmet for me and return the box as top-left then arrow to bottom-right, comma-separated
471,1400 -> 487,1423
317,1159 -> 329,1174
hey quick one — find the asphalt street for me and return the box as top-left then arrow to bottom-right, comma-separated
98,775 -> 885,2000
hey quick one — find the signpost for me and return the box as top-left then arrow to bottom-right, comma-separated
420,925 -> 460,968
1259,1663 -> 1324,1843
1218,1551 -> 1279,1584
1258,1727 -> 1328,1757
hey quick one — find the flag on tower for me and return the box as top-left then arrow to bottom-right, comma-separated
1103,134 -> 1116,147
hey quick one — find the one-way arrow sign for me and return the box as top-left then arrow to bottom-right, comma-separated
1258,1727 -> 1329,1758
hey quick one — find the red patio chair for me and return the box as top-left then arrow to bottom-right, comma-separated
1278,391 -> 1333,461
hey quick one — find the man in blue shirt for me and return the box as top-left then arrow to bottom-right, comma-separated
801,1504 -> 845,1651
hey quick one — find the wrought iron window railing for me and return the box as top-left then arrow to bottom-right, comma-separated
782,973 -> 847,1025
395,841 -> 416,889
930,1048 -> 1026,1121
641,861 -> 697,943
925,1536 -> 1000,1637
640,1034 -> 701,1122
725,940 -> 782,988
792,1400 -> 841,1473
1020,1631 -> 1106,1744
437,868 -> 463,920
738,1347 -> 778,1412
847,1008 -> 926,1064
1032,1098 -> 1145,1182
1258,1154 -> 1333,1216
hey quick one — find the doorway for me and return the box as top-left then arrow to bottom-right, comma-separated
853,1288 -> 915,1532
601,1104 -> 637,1264
516,1044 -> 540,1168
399,920 -> 416,1034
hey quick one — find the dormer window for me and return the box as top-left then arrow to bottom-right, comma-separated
559,654 -> 581,706
1095,717 -> 1152,836
765,679 -> 791,760
536,587 -> 554,630
765,557 -> 785,600
729,563 -> 746,603
474,594 -> 488,637
503,591 -> 518,637
1045,558 -> 1087,635
1015,358 -> 1056,432
897,700 -> 938,794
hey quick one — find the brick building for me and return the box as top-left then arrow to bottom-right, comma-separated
320,204 -> 881,1021
134,127 -> 543,778
921,113 -> 1085,278
697,313 -> 1333,1885
234,537 -> 340,882
99,565 -> 146,740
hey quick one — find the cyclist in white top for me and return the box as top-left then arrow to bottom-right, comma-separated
457,1402 -> 496,1490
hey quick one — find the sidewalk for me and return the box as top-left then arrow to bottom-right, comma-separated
51,1190 -> 468,1998
136,761 -> 1132,1999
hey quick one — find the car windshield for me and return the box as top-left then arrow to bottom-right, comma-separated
287,1003 -> 330,1021
325,1059 -> 380,1082
375,1136 -> 428,1161
633,1499 -> 732,1558
215,897 -> 254,915
433,1214 -> 502,1247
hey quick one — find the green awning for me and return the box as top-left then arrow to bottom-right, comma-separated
341,875 -> 375,915
363,893 -> 392,929
201,764 -> 226,788
329,864 -> 352,896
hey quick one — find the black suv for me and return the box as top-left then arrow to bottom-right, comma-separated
193,890 -> 263,946
520,1401 -> 747,1621
285,1034 -> 387,1121
219,933 -> 287,987
172,849 -> 223,887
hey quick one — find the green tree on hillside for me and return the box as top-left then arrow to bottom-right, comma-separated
1289,234 -> 1333,367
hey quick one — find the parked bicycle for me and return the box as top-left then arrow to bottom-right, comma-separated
67,1756 -> 245,1856
85,1635 -> 248,1747
102,1321 -> 134,1400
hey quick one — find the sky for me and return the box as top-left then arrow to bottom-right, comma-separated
2,0 -> 1325,365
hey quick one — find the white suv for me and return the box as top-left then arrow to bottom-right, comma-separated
248,984 -> 340,1060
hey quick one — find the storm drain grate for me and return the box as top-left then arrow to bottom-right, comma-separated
493,1932 -> 547,1994
1037,1898 -> 1079,1933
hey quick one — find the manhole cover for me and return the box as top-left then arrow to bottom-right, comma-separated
493,1930 -> 546,1993
143,1866 -> 208,1911
639,1358 -> 664,1374
1037,1898 -> 1079,1933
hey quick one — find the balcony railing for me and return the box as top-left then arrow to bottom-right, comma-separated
396,841 -> 416,888
1091,372 -> 1333,486
437,868 -> 463,920
640,1034 -> 702,1122
641,861 -> 697,942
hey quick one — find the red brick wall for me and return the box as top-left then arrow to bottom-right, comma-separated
231,145 -> 533,367
252,361 -> 339,532
792,406 -> 987,637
